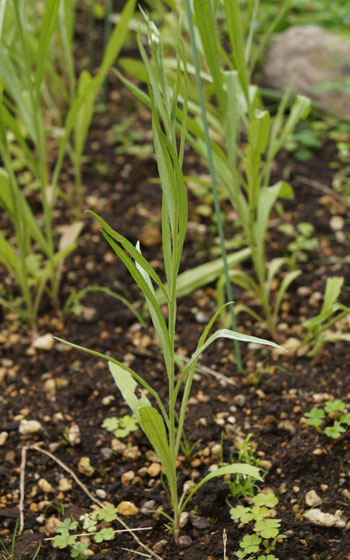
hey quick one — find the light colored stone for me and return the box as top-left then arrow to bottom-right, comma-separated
140,500 -> 156,515
264,26 -> 350,119
78,457 -> 94,477
183,480 -> 196,495
179,535 -> 192,548
123,446 -> 141,461
121,470 -> 135,485
67,423 -> 81,446
82,307 -> 96,322
305,490 -> 322,507
0,431 -> 8,446
233,394 -> 246,408
58,478 -> 72,492
278,337 -> 302,357
45,515 -> 60,536
38,478 -> 54,494
111,438 -> 126,453
278,420 -> 296,435
145,450 -> 159,462
32,333 -> 55,351
19,419 -> 42,435
102,395 -> 115,406
313,393 -> 331,403
147,463 -> 161,477
179,511 -> 189,528
95,489 -> 107,499
117,501 -> 139,516
260,460 -> 272,470
304,508 -> 346,528
330,215 -> 344,231
43,378 -> 56,393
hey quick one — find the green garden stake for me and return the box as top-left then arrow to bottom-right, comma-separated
184,0 -> 243,374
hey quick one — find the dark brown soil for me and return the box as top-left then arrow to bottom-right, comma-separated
1,16 -> 350,560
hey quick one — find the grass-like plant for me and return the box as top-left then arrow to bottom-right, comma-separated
0,0 -> 135,328
118,0 -> 311,335
57,15 -> 284,542
302,277 -> 350,356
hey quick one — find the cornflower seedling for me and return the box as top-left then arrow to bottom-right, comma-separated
57,15 -> 285,543
304,399 -> 350,439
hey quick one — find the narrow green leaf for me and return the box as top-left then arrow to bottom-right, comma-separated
108,363 -> 152,423
181,464 -> 262,512
35,0 -> 61,98
139,406 -> 176,487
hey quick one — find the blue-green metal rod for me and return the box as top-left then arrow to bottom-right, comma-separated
184,0 -> 243,374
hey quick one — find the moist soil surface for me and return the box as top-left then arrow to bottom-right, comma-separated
1,27 -> 350,560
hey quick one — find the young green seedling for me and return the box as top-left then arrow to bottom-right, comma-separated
303,277 -> 350,356
57,15 -> 285,543
53,506 -> 119,559
305,399 -> 350,439
102,415 -> 138,438
230,492 -> 284,559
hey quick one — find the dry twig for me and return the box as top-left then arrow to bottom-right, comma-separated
19,444 -> 163,560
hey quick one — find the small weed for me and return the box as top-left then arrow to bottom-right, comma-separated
304,399 -> 350,439
230,492 -> 285,559
278,222 -> 318,268
102,414 -> 139,438
53,506 -> 119,559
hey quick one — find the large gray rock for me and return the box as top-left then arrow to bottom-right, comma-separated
264,26 -> 350,119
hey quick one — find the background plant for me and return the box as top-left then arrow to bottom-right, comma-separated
277,222 -> 318,269
54,506 -> 118,560
305,399 -> 350,439
230,491 -> 284,559
221,433 -> 266,500
102,414 -> 139,438
303,277 -> 350,356
119,0 -> 311,335
57,13 -> 285,542
0,0 -> 135,328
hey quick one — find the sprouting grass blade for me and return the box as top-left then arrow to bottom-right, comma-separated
35,0 -> 61,99
193,0 -> 225,113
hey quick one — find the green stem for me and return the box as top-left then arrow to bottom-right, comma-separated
184,0 -> 243,374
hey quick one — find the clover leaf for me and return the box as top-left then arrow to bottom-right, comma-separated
102,417 -> 120,433
230,505 -> 254,523
53,531 -> 76,549
96,505 -> 118,522
57,518 -> 78,532
102,415 -> 138,438
304,408 -> 325,427
239,534 -> 262,553
325,400 -> 345,414
252,492 -> 278,508
94,527 -> 115,543
254,518 -> 280,539
71,542 -> 88,559
258,555 -> 279,560
324,423 -> 345,439
81,514 -> 97,532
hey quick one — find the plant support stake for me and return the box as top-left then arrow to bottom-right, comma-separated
184,0 -> 243,373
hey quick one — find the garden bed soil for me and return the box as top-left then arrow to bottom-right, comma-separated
1,27 -> 350,560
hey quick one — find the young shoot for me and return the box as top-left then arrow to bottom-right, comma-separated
57,14 -> 285,543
